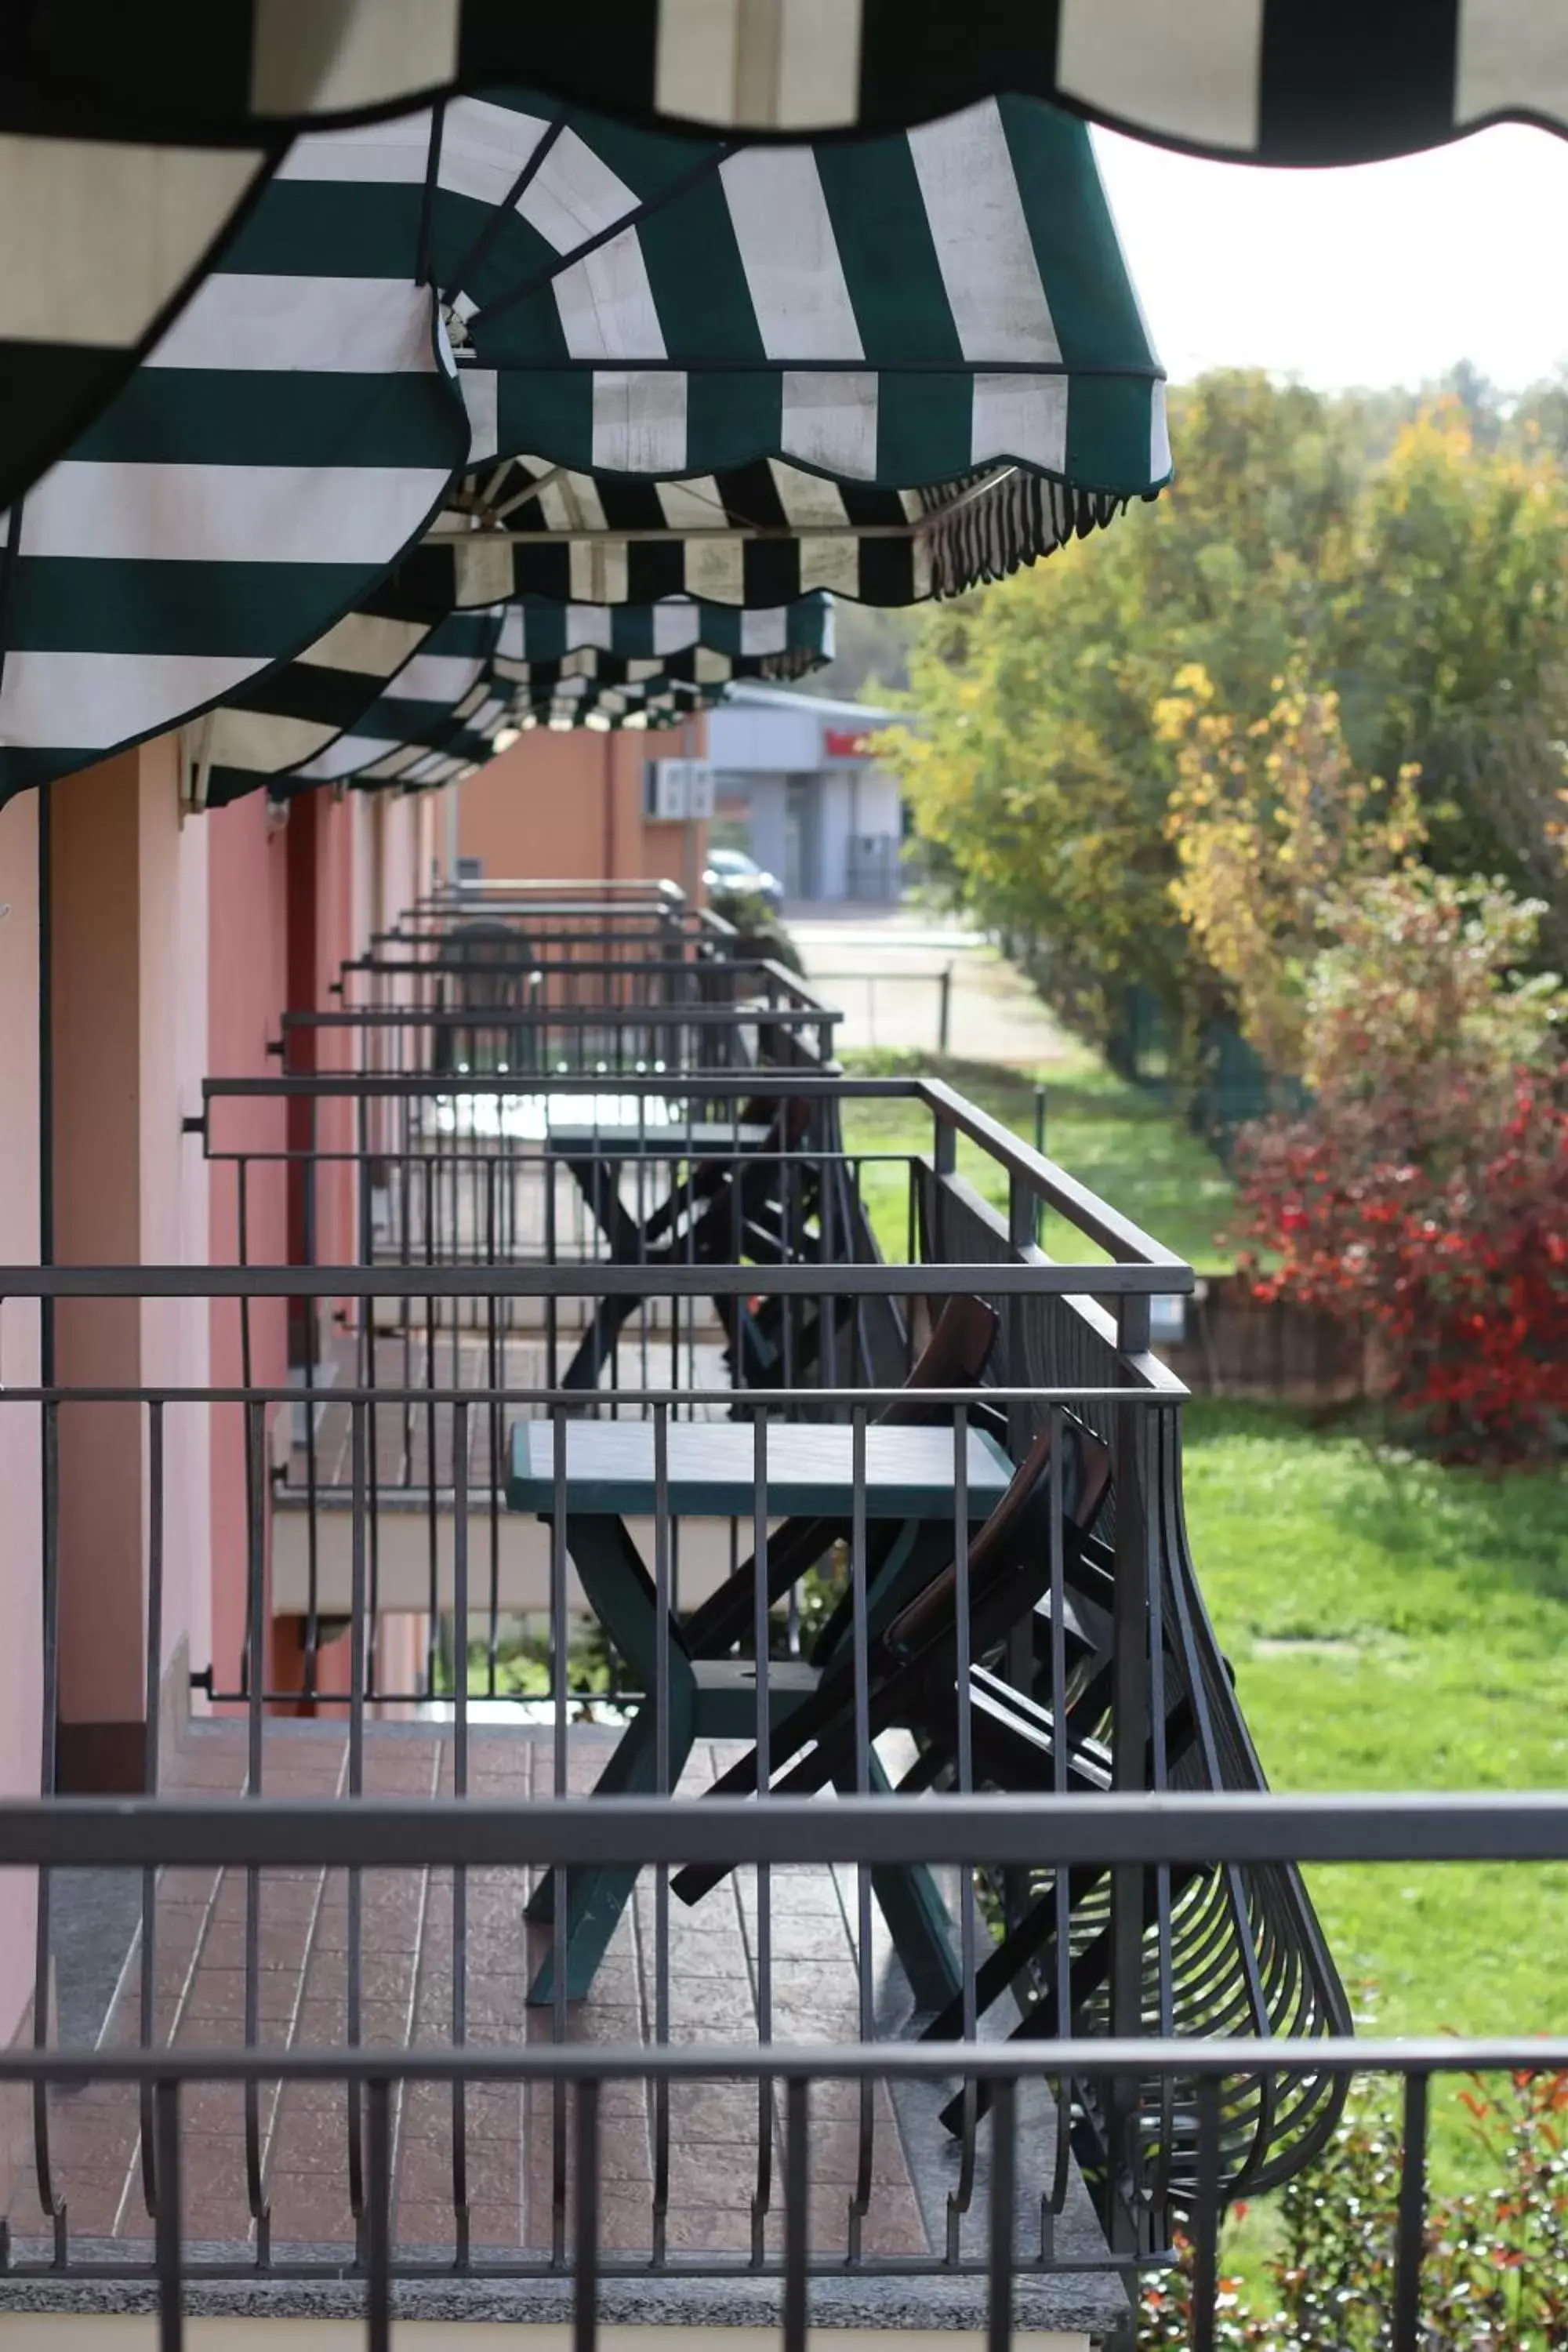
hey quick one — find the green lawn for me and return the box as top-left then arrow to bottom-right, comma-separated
837,1046 -> 1237,1273
1183,1400 -> 1568,2192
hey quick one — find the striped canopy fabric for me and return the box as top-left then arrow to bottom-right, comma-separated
0,87 -> 1167,805
202,597 -> 830,806
268,690 -> 705,804
267,660 -> 723,802
3,7 -> 1557,511
9,3 -> 1565,159
414,457 -> 1127,607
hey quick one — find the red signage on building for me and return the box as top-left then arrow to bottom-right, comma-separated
823,727 -> 878,759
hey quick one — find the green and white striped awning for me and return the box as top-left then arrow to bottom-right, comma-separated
252,619 -> 731,807
414,457 -> 1126,607
0,87 -> 1167,805
4,6 -> 1558,514
200,593 -> 833,804
9,5 -> 1563,156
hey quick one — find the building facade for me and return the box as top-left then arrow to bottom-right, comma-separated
706,685 -> 902,905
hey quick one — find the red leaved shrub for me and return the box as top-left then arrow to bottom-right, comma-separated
1232,873 -> 1568,1462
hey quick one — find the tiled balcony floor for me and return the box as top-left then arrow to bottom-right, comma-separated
10,1720 -> 949,2267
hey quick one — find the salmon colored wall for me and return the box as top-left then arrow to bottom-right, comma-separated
273,783 -> 428,1714
205,792 -> 291,1704
456,716 -> 709,896
284,792 -> 360,1328
51,752 -> 151,1770
49,740 -> 212,1788
0,793 -> 43,2058
137,736 -> 211,1701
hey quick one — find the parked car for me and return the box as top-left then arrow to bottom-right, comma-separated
702,846 -> 783,915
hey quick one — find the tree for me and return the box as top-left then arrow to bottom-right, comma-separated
894,373 -> 1568,1055
886,372 -> 1361,1044
1333,400 -> 1568,958
1159,666 -> 1421,1075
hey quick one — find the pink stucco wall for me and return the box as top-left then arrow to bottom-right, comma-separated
6,759 -> 434,1780
205,790 -> 291,1704
0,792 -> 44,2059
138,737 -> 212,1697
285,793 -> 360,1281
49,742 -> 212,1780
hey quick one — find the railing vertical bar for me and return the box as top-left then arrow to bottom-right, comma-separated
1148,1409 -> 1176,2219
1190,2075 -> 1221,2352
987,2077 -> 1016,2352
1392,2070 -> 1429,2352
347,1399 -> 367,2238
750,1414 -> 772,2267
485,1159 -> 502,1705
550,1406 -> 568,2267
849,1402 -> 871,2264
236,1160 -> 257,1704
398,1123 -> 413,1487
243,1396 -> 270,2260
782,2076 -> 809,2352
819,1106 -> 839,1399
1047,1406 -> 1072,2241
423,1158 -> 440,1697
301,1095 -> 321,1704
636,1086 -> 650,1399
358,1096 -> 383,1707
572,2076 -> 601,2352
365,2076 -> 392,2352
1003,1173 -> 1033,1936
139,1400 -> 165,2220
1108,1296 -> 1152,2251
947,1404 -> 977,2263
452,1395 -> 471,2265
652,1399 -> 671,2269
544,1129 -> 559,1391
153,2079 -> 183,2352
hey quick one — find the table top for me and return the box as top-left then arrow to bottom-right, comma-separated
507,1417 -> 1014,1520
546,1121 -> 774,1159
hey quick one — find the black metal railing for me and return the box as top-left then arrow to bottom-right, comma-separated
383,880 -> 735,966
0,883 -> 1366,2329
0,1791 -> 1563,2348
0,1233 -> 1348,2263
280,961 -> 840,1080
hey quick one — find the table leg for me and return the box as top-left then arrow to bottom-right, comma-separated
525,1682 -> 696,2005
526,1509 -> 693,2005
863,1744 -> 963,2013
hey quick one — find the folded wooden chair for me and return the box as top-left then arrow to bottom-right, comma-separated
670,1411 -> 1113,1910
919,1412 -> 1351,2220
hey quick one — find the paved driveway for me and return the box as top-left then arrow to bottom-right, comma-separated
787,905 -> 1071,1066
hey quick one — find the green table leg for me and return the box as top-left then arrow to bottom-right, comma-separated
865,1746 -> 963,2013
527,1679 -> 697,2005
527,1509 -> 694,2005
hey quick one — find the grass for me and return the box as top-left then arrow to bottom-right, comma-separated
836,1045 -> 1236,1273
1182,1399 -> 1568,2196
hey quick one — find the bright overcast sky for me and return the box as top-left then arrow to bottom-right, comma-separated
1094,122 -> 1568,394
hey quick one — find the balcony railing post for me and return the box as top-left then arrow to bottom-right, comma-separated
1003,1173 -> 1036,1930
1108,1292 -> 1154,2252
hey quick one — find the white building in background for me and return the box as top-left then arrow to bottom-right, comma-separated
706,684 -> 903,905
